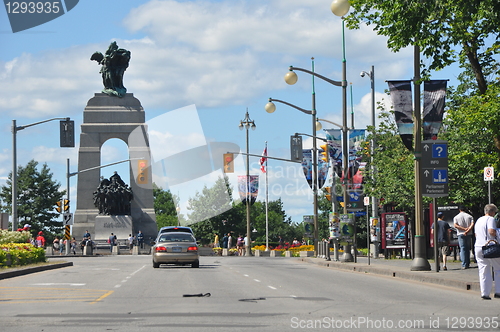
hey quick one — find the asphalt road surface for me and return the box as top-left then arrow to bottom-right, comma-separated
0,255 -> 498,331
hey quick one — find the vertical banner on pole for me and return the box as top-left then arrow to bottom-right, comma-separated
423,80 -> 447,140
388,80 -> 413,151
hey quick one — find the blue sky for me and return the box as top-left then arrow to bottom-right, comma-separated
0,0 -> 459,225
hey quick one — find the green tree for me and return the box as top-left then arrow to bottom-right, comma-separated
186,176 -> 233,224
0,160 -> 64,236
252,199 -> 301,246
442,84 -> 500,215
346,0 -> 500,94
364,110 -> 416,214
153,184 -> 183,229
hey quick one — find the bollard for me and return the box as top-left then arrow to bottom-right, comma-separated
112,243 -> 120,255
132,245 -> 139,255
325,241 -> 331,261
83,245 -> 93,256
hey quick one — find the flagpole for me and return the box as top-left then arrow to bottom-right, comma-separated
265,141 -> 269,251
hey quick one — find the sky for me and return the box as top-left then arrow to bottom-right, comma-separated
0,0 -> 460,227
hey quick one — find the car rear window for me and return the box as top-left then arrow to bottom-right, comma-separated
159,227 -> 193,234
159,233 -> 194,242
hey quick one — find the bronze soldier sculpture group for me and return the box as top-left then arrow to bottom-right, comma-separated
94,172 -> 133,215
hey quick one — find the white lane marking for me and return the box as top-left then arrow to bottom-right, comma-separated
243,274 -> 249,277
268,286 -> 277,290
253,279 -> 261,282
31,283 -> 85,286
114,284 -> 121,288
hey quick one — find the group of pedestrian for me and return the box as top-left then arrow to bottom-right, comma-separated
432,204 -> 500,300
214,233 -> 248,256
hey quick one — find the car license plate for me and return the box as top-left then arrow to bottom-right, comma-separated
171,247 -> 182,253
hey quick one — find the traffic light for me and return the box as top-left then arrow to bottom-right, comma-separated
137,159 -> 148,184
55,201 -> 62,213
63,199 -> 70,212
319,144 -> 329,162
223,153 -> 234,173
324,186 -> 331,202
60,119 -> 75,148
56,199 -> 70,213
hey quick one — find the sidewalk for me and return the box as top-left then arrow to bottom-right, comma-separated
301,255 -> 481,293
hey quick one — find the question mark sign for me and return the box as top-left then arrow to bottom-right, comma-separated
435,146 -> 443,157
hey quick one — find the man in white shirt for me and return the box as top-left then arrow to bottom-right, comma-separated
454,206 -> 474,269
474,204 -> 500,300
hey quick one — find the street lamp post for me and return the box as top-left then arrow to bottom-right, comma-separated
282,63 -> 351,261
239,110 -> 256,257
265,98 -> 322,256
360,65 -> 379,258
332,0 -> 352,262
11,117 -> 72,231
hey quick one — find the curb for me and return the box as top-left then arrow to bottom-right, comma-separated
301,258 -> 480,292
0,262 -> 73,280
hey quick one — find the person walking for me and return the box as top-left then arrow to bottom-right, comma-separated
108,233 -> 117,253
236,235 -> 244,256
128,234 -> 135,253
52,236 -> 60,255
474,204 -> 500,300
222,233 -> 228,249
227,233 -> 233,250
137,230 -> 144,249
70,237 -> 77,255
454,205 -> 475,269
431,212 -> 451,271
35,231 -> 46,248
213,233 -> 220,248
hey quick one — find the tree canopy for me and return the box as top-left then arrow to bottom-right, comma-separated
346,0 -> 500,94
0,160 -> 64,235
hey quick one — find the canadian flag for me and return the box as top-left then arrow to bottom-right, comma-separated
260,147 -> 267,173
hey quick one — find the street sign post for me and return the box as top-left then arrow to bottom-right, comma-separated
63,212 -> 73,226
484,166 -> 494,203
421,139 -> 449,197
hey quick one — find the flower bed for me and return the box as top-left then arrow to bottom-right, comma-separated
0,243 -> 46,267
252,244 -> 314,257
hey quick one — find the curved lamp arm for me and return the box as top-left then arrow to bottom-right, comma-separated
267,98 -> 312,115
317,118 -> 343,130
289,66 -> 343,87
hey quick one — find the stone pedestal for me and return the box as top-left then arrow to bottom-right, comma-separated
73,93 -> 157,242
112,244 -> 120,255
285,251 -> 292,257
95,215 -> 133,241
132,245 -> 139,255
300,251 -> 314,257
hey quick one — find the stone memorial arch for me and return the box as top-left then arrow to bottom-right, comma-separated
73,42 -> 156,241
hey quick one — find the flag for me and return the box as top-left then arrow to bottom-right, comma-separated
260,147 -> 267,173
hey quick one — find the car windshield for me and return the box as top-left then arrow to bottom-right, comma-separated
158,233 -> 194,242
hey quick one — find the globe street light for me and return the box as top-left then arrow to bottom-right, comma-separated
239,110 -> 256,257
266,97 -> 321,256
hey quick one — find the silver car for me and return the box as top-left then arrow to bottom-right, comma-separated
152,232 -> 199,268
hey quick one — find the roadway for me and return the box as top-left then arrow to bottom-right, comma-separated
0,255 -> 498,331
